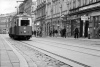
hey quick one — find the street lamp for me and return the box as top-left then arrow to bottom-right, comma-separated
51,0 -> 53,35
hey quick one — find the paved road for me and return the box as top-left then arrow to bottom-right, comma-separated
2,34 -> 100,67
28,36 -> 100,67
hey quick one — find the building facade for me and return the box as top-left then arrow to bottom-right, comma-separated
35,0 -> 46,36
31,1 -> 37,31
19,2 -> 25,13
45,0 -> 69,36
68,0 -> 100,38
24,0 -> 32,15
19,0 -> 100,38
0,17 -> 7,34
0,13 -> 16,34
19,0 -> 37,31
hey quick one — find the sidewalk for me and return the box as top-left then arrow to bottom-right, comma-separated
46,36 -> 100,42
0,36 -> 20,67
0,35 -> 29,67
40,36 -> 100,49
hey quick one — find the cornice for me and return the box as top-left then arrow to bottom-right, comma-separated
70,1 -> 100,11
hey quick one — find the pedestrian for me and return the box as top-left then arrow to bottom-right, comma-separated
33,30 -> 36,37
32,31 -> 34,35
49,30 -> 52,37
74,27 -> 79,38
55,29 -> 58,37
88,28 -> 90,39
60,29 -> 63,37
53,29 -> 55,37
63,27 -> 66,38
36,30 -> 39,37
40,30 -> 42,37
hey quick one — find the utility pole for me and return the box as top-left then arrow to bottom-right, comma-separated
59,0 -> 62,36
51,0 -> 53,36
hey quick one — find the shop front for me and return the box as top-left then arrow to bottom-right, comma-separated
89,14 -> 100,39
67,15 -> 89,38
45,19 -> 51,36
68,2 -> 100,38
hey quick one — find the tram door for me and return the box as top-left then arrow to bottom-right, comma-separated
80,20 -> 89,37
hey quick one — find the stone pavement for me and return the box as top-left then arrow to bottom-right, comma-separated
47,36 -> 100,42
0,35 -> 30,67
36,35 -> 100,41
39,36 -> 100,49
0,36 -> 20,67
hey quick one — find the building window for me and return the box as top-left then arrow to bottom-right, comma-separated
96,0 -> 100,2
73,0 -> 76,8
78,0 -> 81,7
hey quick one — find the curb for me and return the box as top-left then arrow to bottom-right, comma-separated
1,35 -> 28,67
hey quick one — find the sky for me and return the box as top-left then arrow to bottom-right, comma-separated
0,0 -> 25,14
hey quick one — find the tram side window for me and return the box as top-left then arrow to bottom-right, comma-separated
17,19 -> 19,26
21,20 -> 30,26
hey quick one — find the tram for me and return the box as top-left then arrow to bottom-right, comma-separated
9,13 -> 33,40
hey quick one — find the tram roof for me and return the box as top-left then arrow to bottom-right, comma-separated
15,13 -> 31,18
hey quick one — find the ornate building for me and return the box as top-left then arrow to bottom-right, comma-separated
45,0 -> 69,36
35,0 -> 46,36
19,0 -> 37,31
19,2 -> 25,13
68,0 -> 100,38
19,0 -> 100,38
0,13 -> 16,34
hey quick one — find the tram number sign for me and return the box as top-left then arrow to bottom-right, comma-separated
22,17 -> 28,19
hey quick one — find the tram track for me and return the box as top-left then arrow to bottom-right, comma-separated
1,34 -> 100,67
6,38 -> 91,67
5,36 -> 100,67
25,42 -> 94,66
30,39 -> 100,57
19,41 -> 91,67
31,38 -> 100,52
6,39 -> 72,67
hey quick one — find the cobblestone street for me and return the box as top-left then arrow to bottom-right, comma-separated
0,34 -> 100,67
7,36 -> 71,67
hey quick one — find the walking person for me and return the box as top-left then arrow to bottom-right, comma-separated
88,28 -> 90,39
33,30 -> 36,37
60,29 -> 63,37
55,29 -> 58,37
63,27 -> 66,38
49,30 -> 52,37
53,29 -> 55,37
74,27 -> 79,38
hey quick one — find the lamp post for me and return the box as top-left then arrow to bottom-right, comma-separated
51,0 -> 53,36
59,0 -> 62,36
59,0 -> 62,28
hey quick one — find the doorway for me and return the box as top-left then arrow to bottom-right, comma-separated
80,20 -> 89,37
84,21 -> 89,37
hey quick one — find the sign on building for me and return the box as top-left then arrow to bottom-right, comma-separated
81,15 -> 89,21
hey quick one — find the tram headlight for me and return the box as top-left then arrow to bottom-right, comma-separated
24,31 -> 26,33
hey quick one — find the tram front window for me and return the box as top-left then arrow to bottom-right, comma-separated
21,20 -> 30,26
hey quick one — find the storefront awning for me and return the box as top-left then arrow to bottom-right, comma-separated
69,3 -> 100,16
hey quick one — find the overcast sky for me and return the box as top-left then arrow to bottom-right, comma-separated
0,0 -> 36,14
